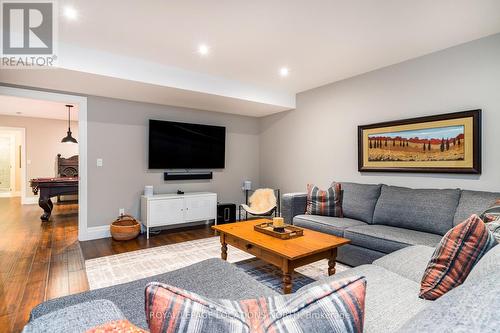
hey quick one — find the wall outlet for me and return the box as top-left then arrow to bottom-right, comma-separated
97,158 -> 103,167
119,208 -> 125,216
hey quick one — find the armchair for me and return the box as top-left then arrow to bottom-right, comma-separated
239,188 -> 281,221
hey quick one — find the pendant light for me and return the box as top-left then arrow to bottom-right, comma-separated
61,104 -> 78,144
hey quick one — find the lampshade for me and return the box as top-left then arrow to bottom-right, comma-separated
61,130 -> 78,144
242,180 -> 252,191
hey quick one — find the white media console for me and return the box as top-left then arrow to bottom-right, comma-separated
140,192 -> 217,239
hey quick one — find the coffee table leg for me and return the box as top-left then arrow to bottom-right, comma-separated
328,248 -> 338,276
220,234 -> 228,261
282,260 -> 292,294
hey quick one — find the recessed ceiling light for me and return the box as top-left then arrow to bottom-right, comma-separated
279,67 -> 289,77
198,44 -> 209,56
63,6 -> 78,20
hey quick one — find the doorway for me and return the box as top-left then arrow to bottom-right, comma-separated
0,86 -> 89,241
0,129 -> 22,197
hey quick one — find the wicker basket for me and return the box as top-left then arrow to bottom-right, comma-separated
110,214 -> 141,241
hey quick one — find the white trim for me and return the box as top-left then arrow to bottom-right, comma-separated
0,191 -> 22,198
78,97 -> 89,241
0,86 -> 90,241
79,225 -> 110,241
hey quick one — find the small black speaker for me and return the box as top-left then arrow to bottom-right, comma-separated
164,172 -> 213,181
217,203 -> 236,224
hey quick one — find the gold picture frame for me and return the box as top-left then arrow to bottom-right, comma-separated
358,110 -> 481,174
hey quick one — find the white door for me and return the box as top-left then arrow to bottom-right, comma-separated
149,198 -> 184,226
184,195 -> 216,222
0,136 -> 13,193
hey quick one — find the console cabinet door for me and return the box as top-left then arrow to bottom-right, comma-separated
149,198 -> 184,226
184,195 -> 216,222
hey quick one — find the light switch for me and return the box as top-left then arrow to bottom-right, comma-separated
96,158 -> 103,167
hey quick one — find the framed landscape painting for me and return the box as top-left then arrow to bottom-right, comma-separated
358,110 -> 481,174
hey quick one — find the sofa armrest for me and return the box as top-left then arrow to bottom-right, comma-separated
282,192 -> 307,225
24,300 -> 125,333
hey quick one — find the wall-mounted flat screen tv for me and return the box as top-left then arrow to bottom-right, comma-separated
148,120 -> 226,169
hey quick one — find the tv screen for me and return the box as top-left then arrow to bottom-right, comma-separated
148,120 -> 226,169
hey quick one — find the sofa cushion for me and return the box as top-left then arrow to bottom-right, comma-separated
465,239 -> 500,283
344,225 -> 442,254
373,245 -> 435,283
293,214 -> 366,237
372,185 -> 460,235
146,277 -> 367,333
337,244 -> 386,266
299,265 -> 429,333
419,215 -> 497,300
340,182 -> 381,223
22,300 -> 125,333
453,190 -> 500,226
30,258 -> 278,330
398,270 -> 500,333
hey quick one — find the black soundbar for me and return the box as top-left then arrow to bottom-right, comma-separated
164,172 -> 213,181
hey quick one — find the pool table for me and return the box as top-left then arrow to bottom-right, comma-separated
30,177 -> 79,221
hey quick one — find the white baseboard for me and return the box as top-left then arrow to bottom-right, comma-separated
0,191 -> 21,198
79,225 -> 111,241
22,196 -> 38,205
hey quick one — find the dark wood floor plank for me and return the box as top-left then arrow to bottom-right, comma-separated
68,270 -> 89,294
11,279 -> 46,333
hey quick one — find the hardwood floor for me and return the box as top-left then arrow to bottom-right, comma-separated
0,197 -> 215,333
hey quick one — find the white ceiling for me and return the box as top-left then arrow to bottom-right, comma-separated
0,95 -> 79,121
58,0 -> 500,92
2,0 -> 500,116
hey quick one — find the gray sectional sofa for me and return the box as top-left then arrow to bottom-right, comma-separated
24,183 -> 500,333
25,246 -> 500,333
284,182 -> 500,266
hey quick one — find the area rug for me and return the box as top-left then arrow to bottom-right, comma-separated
85,236 -> 349,293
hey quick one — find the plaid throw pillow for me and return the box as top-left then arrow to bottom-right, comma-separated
480,199 -> 500,242
306,183 -> 343,217
419,214 -> 497,300
145,276 -> 366,333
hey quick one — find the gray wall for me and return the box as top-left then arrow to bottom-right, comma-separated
260,33 -> 500,194
87,97 -> 260,227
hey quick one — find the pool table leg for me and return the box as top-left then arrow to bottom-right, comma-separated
39,196 -> 53,221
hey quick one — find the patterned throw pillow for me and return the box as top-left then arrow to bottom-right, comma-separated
145,276 -> 366,333
480,199 -> 500,241
86,319 -> 147,333
419,214 -> 497,300
305,183 -> 343,217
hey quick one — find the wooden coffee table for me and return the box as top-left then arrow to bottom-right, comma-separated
212,219 -> 350,294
